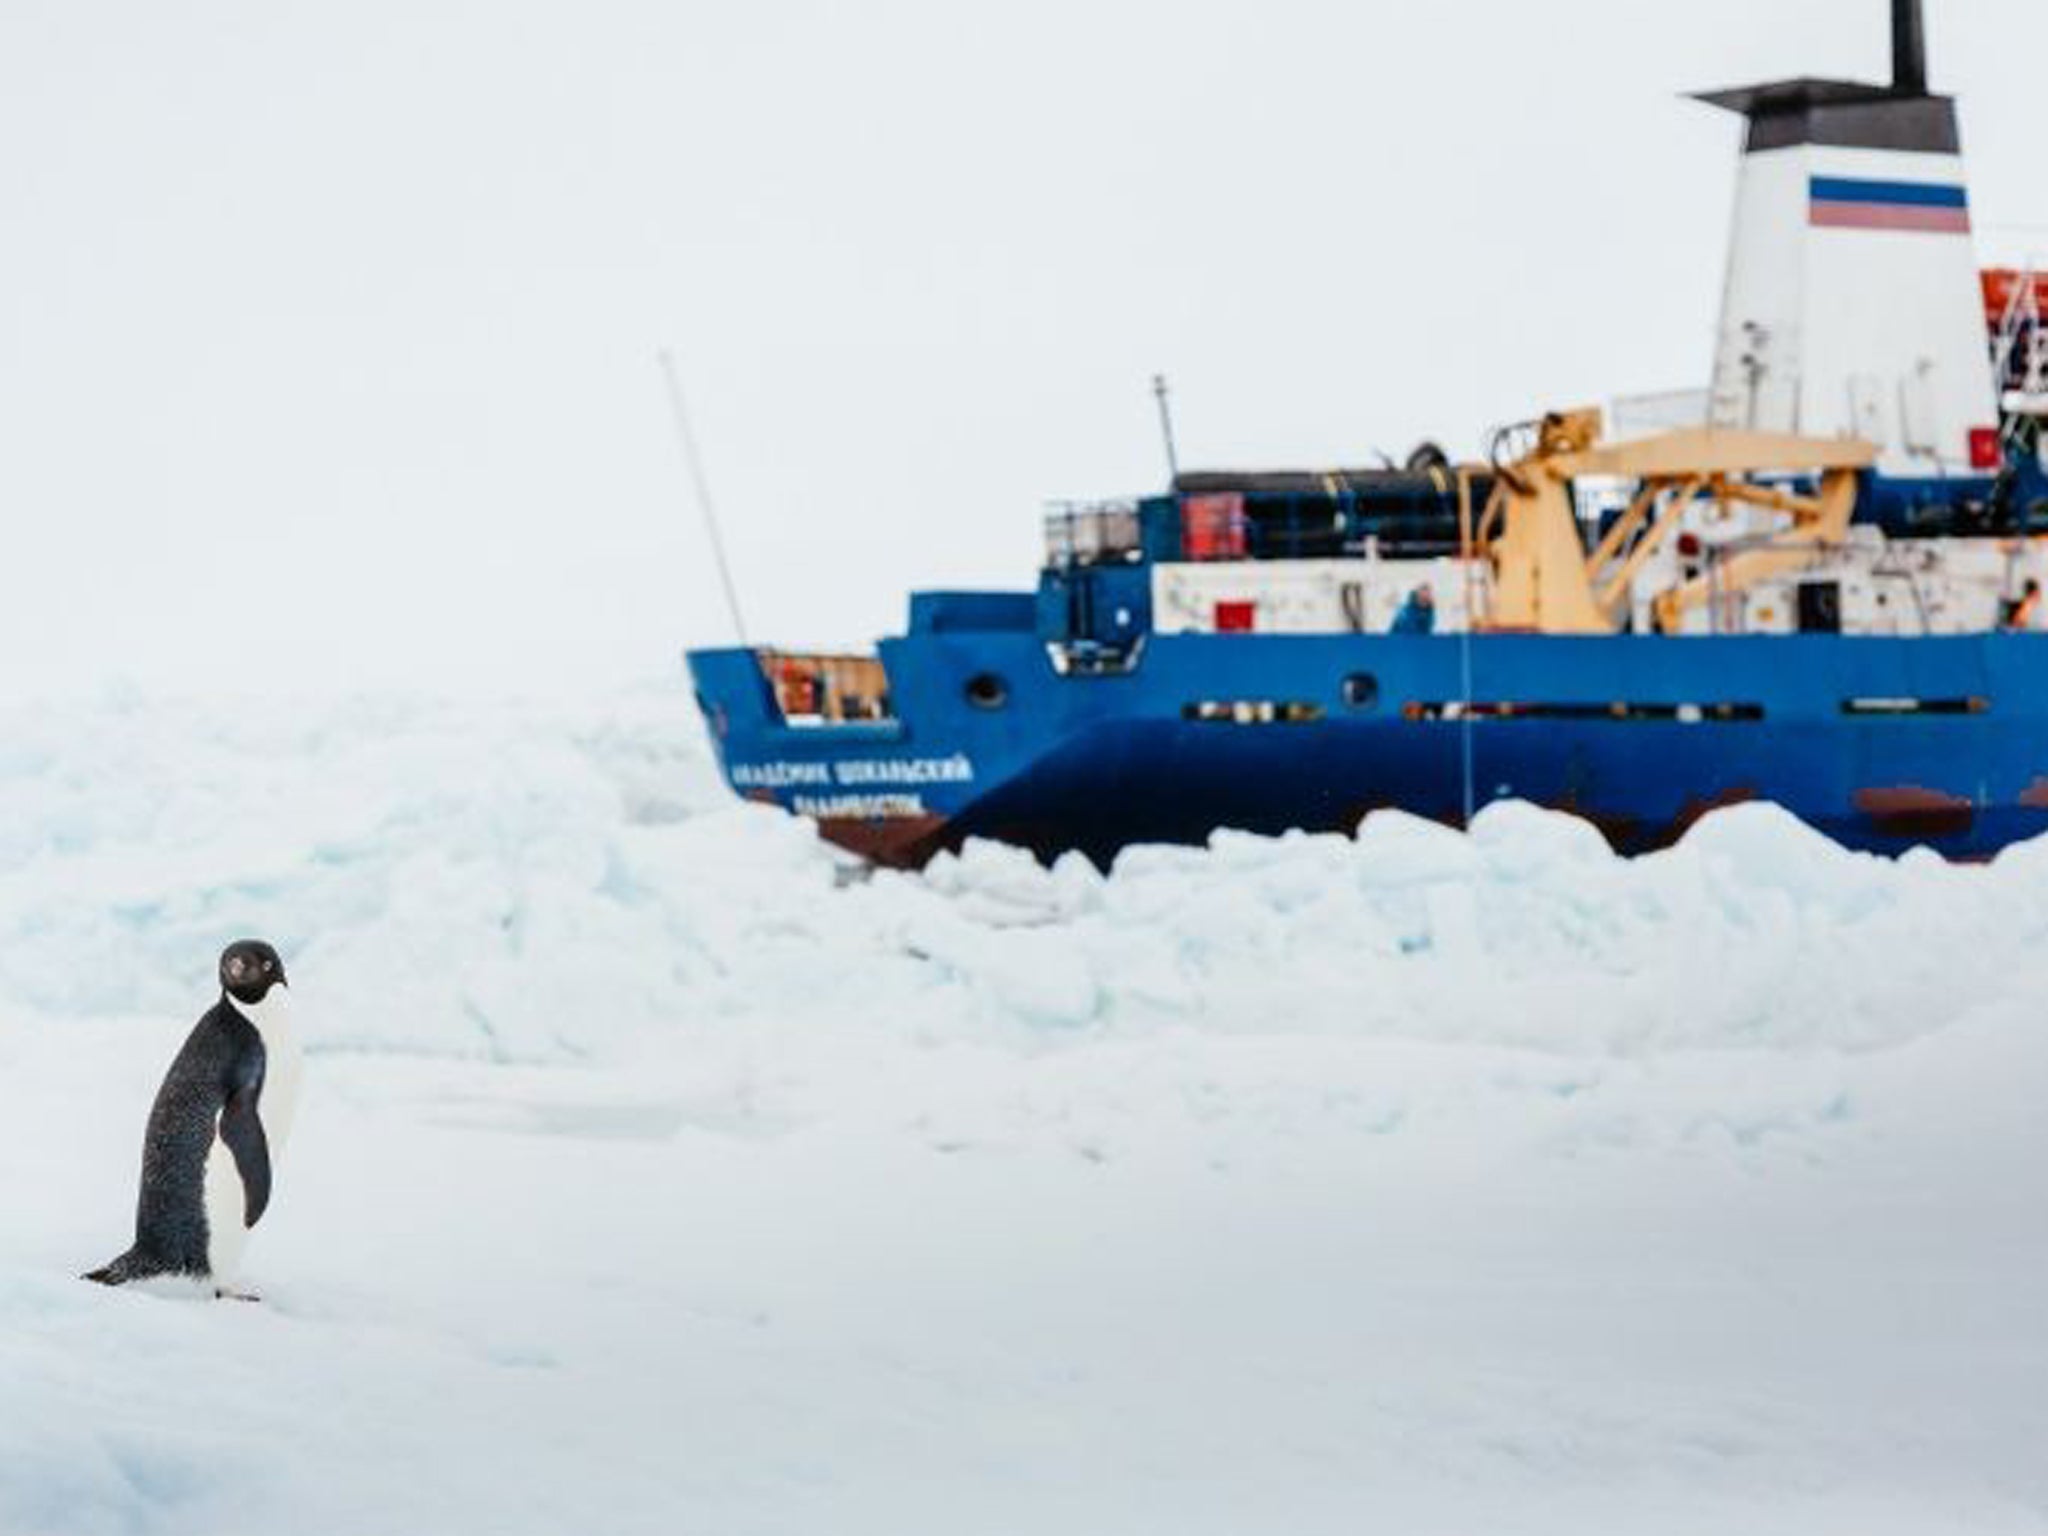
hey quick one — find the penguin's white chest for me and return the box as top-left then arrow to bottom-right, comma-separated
205,991 -> 303,1279
202,1134 -> 248,1279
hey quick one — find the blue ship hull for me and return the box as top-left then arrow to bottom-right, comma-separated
681,0 -> 2048,871
687,619 -> 2048,866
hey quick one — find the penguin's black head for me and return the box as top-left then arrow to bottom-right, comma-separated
219,939 -> 287,1005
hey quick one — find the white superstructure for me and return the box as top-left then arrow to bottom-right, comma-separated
1697,5 -> 2000,475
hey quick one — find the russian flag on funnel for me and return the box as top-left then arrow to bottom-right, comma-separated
1809,176 -> 1971,234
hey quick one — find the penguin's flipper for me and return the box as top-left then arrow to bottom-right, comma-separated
219,1086 -> 272,1228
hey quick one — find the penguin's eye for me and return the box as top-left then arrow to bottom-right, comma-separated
262,959 -> 274,973
227,956 -> 246,979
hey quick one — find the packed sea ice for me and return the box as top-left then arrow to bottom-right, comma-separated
1,684 -> 2043,1534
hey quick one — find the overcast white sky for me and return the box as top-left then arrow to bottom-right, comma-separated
2,0 -> 2043,700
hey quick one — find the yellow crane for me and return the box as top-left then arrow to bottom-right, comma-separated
1465,408 -> 1876,634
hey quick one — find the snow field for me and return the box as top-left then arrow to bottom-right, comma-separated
1,685 -> 2044,1533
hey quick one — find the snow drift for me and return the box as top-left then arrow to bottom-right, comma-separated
6,684 -> 2048,1062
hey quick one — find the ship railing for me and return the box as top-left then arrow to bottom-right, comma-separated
1043,500 -> 1143,568
755,649 -> 896,726
1179,488 -> 1481,565
1989,263 -> 2048,451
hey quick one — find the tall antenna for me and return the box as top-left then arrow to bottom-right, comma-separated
1151,373 -> 1181,481
1891,0 -> 1927,95
657,350 -> 749,646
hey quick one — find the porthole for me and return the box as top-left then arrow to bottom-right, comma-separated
1341,672 -> 1379,710
965,672 -> 1009,709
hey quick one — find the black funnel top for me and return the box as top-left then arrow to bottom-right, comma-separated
1892,0 -> 1927,95
1693,0 -> 1954,154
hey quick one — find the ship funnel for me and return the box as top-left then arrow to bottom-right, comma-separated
1892,0 -> 1927,95
1693,1 -> 1998,475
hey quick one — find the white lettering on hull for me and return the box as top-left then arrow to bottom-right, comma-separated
832,754 -> 973,786
792,793 -> 928,819
732,754 -> 974,791
731,761 -> 832,788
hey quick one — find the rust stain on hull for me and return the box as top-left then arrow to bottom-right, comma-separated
814,813 -> 954,869
1543,784 -> 1759,854
1853,785 -> 1975,840
1654,785 -> 1761,848
747,788 -> 955,867
2019,776 -> 2048,809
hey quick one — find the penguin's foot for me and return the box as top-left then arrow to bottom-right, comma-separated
83,1247 -> 162,1286
213,1285 -> 262,1303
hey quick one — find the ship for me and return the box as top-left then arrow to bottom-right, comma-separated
687,0 -> 2048,869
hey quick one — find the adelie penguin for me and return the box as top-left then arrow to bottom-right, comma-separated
86,939 -> 302,1299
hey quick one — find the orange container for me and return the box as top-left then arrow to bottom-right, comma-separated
1982,268 -> 2048,326
1182,493 -> 1248,560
